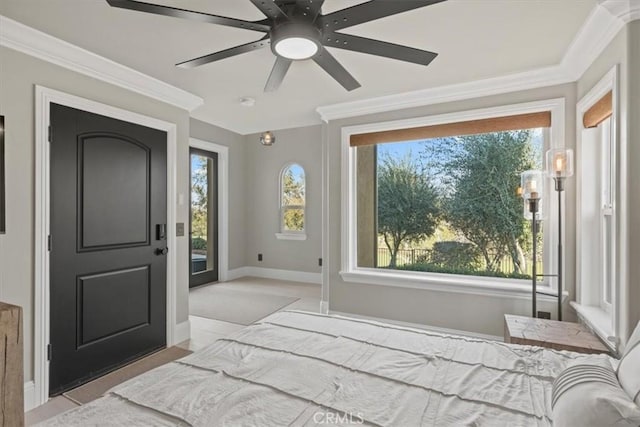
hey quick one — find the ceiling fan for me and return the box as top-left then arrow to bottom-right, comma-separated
106,0 -> 445,92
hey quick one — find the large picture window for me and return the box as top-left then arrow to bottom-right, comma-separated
368,129 -> 544,279
343,100 -> 565,293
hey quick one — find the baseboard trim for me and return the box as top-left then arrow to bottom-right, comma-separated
246,267 -> 322,284
174,320 -> 191,346
227,267 -> 251,281
320,300 -> 329,314
329,310 -> 502,342
226,266 -> 321,285
24,380 -> 36,412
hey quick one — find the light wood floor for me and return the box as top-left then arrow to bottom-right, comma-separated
25,276 -> 321,425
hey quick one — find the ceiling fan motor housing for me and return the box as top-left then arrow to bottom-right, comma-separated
270,21 -> 322,60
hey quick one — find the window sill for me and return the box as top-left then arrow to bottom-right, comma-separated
340,268 -> 566,301
275,233 -> 307,241
570,301 -> 617,353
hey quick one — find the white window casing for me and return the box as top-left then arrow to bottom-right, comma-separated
573,65 -> 619,351
340,98 -> 566,299
278,163 -> 307,240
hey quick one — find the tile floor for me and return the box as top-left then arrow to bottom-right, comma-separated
25,276 -> 321,425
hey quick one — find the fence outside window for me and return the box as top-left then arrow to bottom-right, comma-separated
376,247 -> 543,277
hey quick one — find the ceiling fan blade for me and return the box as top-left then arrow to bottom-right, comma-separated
177,37 -> 271,68
318,0 -> 446,32
324,33 -> 437,66
249,0 -> 288,20
312,48 -> 360,91
106,0 -> 271,32
295,0 -> 325,21
264,57 -> 293,92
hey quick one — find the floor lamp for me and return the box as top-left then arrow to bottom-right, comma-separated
546,148 -> 574,321
521,170 -> 545,318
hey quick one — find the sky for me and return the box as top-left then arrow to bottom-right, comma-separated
377,129 -> 544,167
377,139 -> 423,160
286,164 -> 305,183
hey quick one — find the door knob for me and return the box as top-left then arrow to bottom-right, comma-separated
155,247 -> 169,256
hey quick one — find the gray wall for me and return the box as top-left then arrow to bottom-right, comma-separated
189,118 -> 247,271
323,83 -> 579,337
0,46 -> 191,383
576,22 -> 639,347
244,125 -> 323,274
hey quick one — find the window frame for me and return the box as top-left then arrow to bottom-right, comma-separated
572,65 -> 619,351
599,117 -> 614,313
340,98 -> 566,298
277,162 -> 307,241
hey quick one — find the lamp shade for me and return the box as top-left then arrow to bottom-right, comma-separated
521,170 -> 546,220
520,170 -> 545,200
546,148 -> 574,178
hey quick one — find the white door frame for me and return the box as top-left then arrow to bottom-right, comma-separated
34,86 -> 178,407
188,138 -> 229,282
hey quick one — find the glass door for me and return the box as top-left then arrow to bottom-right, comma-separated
189,147 -> 218,287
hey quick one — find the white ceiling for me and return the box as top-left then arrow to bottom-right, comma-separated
0,0 -> 596,134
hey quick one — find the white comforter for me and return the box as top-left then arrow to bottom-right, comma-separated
40,310 -> 607,426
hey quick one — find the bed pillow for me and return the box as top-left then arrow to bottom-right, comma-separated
552,357 -> 640,427
618,321 -> 640,405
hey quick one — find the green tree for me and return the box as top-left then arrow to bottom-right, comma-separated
442,131 -> 534,273
282,166 -> 305,231
377,155 -> 440,268
191,155 -> 209,240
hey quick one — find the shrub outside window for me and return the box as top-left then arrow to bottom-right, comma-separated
280,163 -> 306,236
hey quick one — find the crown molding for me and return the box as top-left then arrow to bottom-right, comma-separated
0,15 -> 203,112
599,0 -> 640,23
561,1 -> 628,81
316,65 -> 573,122
317,0 -> 637,122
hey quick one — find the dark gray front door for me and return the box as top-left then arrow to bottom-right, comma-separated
49,103 -> 167,395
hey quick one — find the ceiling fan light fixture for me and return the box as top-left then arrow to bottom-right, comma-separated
274,37 -> 318,60
260,131 -> 275,146
270,22 -> 321,61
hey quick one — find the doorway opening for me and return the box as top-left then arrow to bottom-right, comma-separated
190,147 -> 219,287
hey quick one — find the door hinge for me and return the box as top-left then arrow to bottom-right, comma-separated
47,344 -> 52,361
48,125 -> 52,142
47,235 -> 52,252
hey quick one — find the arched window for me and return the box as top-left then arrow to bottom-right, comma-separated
279,163 -> 306,238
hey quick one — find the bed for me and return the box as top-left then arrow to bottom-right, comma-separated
38,310 -> 624,426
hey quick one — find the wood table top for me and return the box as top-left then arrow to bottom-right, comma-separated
504,314 -> 610,354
